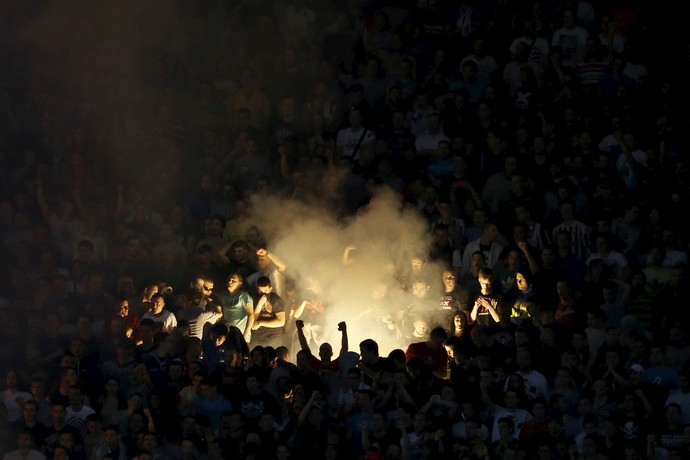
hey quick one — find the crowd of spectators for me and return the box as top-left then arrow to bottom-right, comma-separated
1,0 -> 690,459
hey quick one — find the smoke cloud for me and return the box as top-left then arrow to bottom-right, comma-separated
250,183 -> 445,355
2,1 -> 446,357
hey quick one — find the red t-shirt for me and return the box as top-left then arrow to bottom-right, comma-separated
309,356 -> 341,394
405,342 -> 448,375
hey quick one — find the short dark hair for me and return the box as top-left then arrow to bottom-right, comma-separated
211,323 -> 228,337
387,348 -> 406,363
296,348 -> 312,359
430,327 -> 448,340
104,424 -> 120,433
275,346 -> 289,359
231,239 -> 250,250
257,276 -> 271,288
359,338 -> 379,355
150,293 -> 164,303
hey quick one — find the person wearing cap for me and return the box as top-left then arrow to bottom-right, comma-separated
626,352 -> 675,413
643,344 -> 679,390
627,363 -> 656,404
630,363 -> 645,375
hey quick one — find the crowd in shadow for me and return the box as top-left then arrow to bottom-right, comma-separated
1,0 -> 690,459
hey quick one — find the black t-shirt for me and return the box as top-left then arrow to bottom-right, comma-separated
238,389 -> 280,429
361,356 -> 395,387
613,408 -> 650,451
289,368 -> 327,399
251,292 -> 286,347
474,292 -> 502,327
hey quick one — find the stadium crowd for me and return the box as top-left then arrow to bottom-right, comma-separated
1,0 -> 690,459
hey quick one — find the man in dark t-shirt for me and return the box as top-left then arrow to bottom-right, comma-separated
250,276 -> 286,349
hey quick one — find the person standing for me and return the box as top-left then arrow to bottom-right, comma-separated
1,370 -> 33,424
336,107 -> 377,163
292,276 -> 330,352
470,267 -> 502,327
140,293 -> 177,333
90,424 -> 128,460
215,273 -> 255,343
551,6 -> 589,69
246,248 -> 287,299
296,319 -> 349,394
461,221 -> 505,276
65,384 -> 96,439
250,276 -> 286,349
4,430 -> 46,460
550,200 -> 592,263
435,268 -> 467,332
404,326 -> 449,380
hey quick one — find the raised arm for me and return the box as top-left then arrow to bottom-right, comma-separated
217,241 -> 234,266
35,175 -> 53,223
342,244 -> 357,265
293,300 -> 308,319
295,319 -> 311,353
517,241 -> 539,275
298,390 -> 322,426
258,248 -> 287,273
338,321 -> 349,356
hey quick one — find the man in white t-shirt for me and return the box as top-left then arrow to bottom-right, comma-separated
335,108 -> 376,162
141,293 -> 177,333
551,6 -> 589,68
1,369 -> 33,423
65,384 -> 95,438
586,233 -> 630,280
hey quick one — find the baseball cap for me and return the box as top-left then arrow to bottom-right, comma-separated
629,364 -> 645,374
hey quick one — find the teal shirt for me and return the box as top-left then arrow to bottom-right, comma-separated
217,289 -> 254,333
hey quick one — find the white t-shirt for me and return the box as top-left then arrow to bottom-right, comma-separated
66,404 -> 96,436
336,126 -> 376,162
490,406 -> 533,442
586,250 -> 629,279
141,309 -> 178,332
552,26 -> 589,67
1,389 -> 33,422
